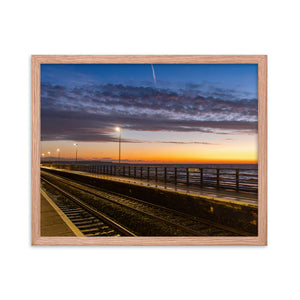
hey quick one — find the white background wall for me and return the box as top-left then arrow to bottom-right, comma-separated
1,1 -> 299,299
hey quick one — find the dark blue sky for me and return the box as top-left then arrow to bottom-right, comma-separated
41,64 -> 257,96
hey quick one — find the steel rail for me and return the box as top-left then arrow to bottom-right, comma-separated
42,173 -> 206,236
41,178 -> 136,237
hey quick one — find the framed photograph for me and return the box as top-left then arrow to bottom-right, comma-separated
32,55 -> 267,246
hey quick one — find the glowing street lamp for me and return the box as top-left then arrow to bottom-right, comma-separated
41,153 -> 45,163
47,151 -> 51,162
73,143 -> 78,162
115,127 -> 121,174
57,148 -> 60,163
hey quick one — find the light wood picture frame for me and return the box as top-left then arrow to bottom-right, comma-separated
32,55 -> 267,246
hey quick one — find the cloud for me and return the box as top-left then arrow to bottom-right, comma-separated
41,83 -> 258,142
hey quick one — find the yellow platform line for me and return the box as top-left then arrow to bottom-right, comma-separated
41,189 -> 84,237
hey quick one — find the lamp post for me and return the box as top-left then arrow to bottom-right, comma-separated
73,143 -> 78,162
41,153 -> 45,164
47,151 -> 51,163
115,127 -> 121,175
57,148 -> 60,164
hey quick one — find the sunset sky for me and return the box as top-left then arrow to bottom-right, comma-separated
41,64 -> 258,164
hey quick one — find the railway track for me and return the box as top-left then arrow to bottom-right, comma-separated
41,179 -> 136,237
41,170 -> 249,236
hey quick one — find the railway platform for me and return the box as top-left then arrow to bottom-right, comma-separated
42,166 -> 258,205
94,173 -> 258,204
41,190 -> 83,236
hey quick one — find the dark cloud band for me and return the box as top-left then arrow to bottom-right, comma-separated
41,83 -> 258,142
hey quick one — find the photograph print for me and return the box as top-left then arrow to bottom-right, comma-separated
33,56 -> 267,245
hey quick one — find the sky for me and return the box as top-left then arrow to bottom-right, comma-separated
41,64 -> 258,164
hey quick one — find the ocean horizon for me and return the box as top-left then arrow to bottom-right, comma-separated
43,160 -> 258,169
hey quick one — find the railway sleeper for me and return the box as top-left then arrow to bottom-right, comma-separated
80,228 -> 101,233
76,223 -> 105,229
71,219 -> 102,224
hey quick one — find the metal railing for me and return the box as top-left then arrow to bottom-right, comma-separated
42,163 -> 258,193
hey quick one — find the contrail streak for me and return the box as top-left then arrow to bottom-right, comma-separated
151,64 -> 156,85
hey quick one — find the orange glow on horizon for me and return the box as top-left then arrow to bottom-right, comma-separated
41,139 -> 258,164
